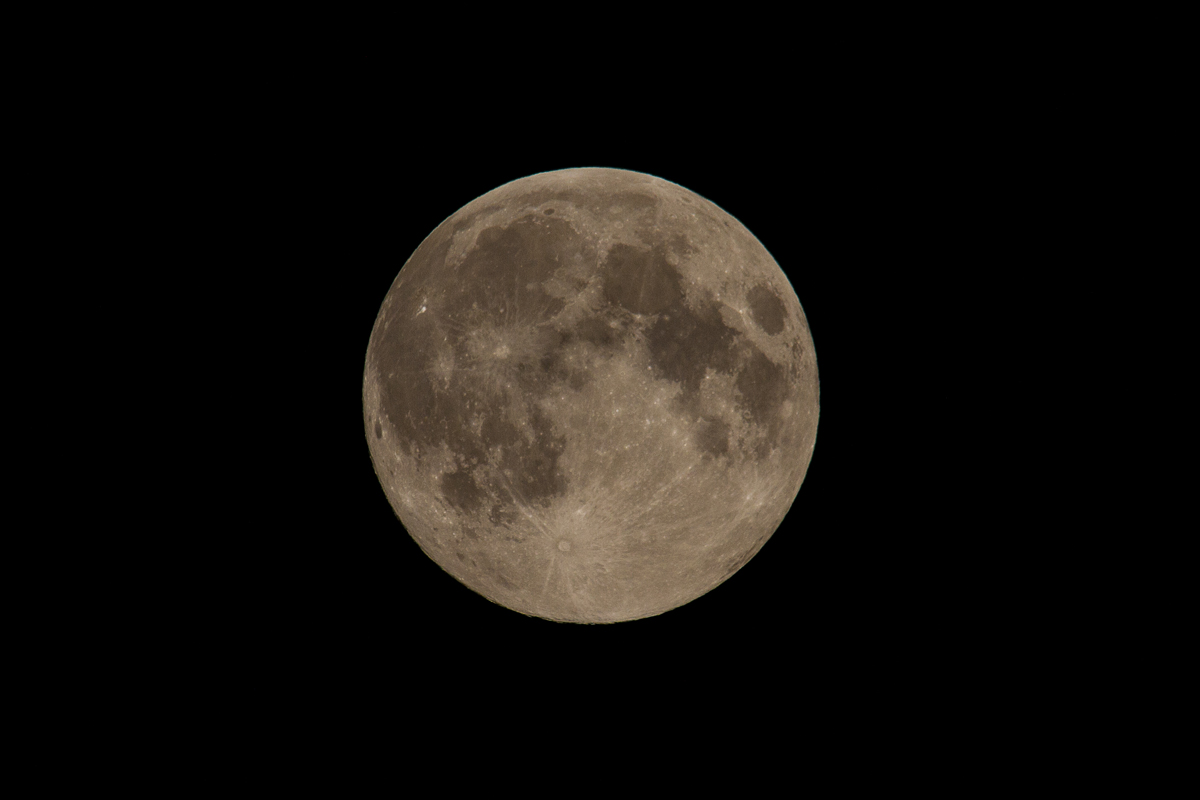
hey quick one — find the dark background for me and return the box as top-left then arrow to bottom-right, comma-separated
66,19 -> 1105,763
60,24 -> 1107,775
204,54 -> 992,711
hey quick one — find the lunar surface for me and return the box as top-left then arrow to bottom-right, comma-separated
363,168 -> 818,623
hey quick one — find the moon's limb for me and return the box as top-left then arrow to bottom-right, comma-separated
363,168 -> 818,623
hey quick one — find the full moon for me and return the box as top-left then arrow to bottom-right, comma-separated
363,168 -> 819,623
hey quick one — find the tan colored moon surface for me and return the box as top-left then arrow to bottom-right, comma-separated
363,168 -> 818,623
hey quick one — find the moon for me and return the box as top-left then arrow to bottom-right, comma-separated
363,168 -> 818,623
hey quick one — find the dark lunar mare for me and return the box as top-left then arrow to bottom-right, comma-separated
372,212 -> 588,520
599,236 -> 793,456
746,284 -> 787,335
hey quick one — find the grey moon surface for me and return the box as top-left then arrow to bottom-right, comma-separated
363,168 -> 819,623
